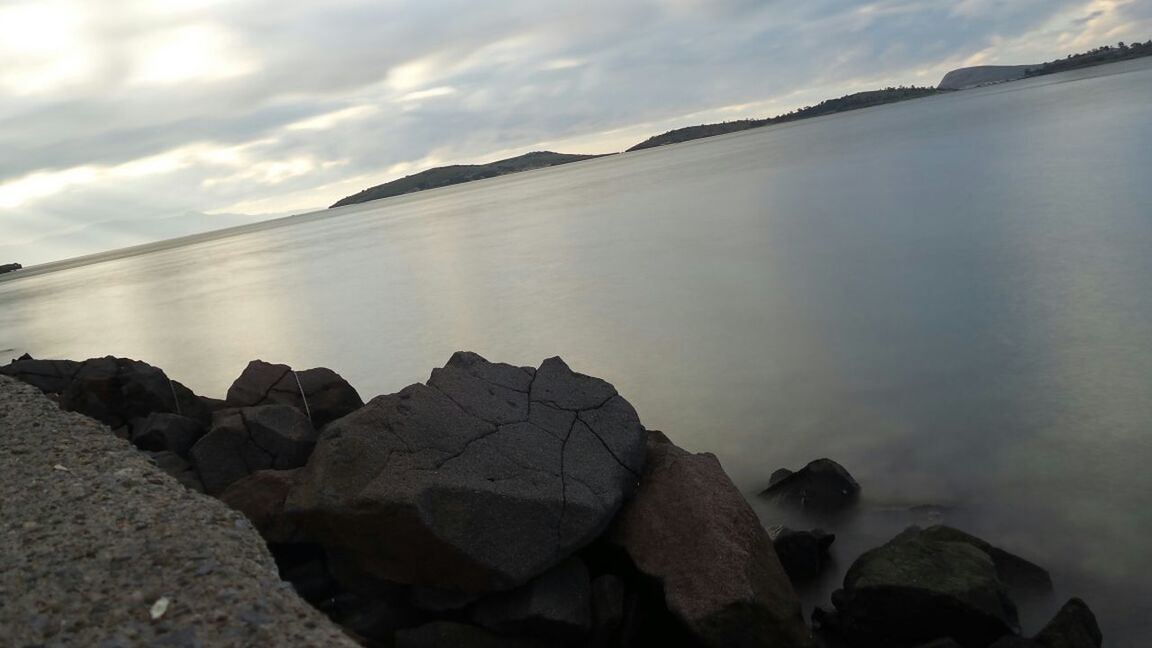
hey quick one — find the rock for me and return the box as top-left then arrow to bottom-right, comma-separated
831,531 -> 1018,647
914,640 -> 965,648
0,358 -> 82,394
327,593 -> 424,643
287,352 -> 647,592
760,458 -> 860,512
144,451 -> 205,492
410,586 -> 485,613
473,558 -> 591,642
608,431 -> 812,648
130,413 -> 205,456
395,621 -> 558,648
1033,598 -> 1102,648
0,262 -> 21,274
190,405 -> 317,495
225,360 -> 363,427
589,574 -> 625,645
771,527 -> 835,583
914,526 -> 1053,594
219,469 -> 303,543
56,357 -> 211,430
769,468 -> 794,486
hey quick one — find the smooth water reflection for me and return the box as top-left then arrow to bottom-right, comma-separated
3,58 -> 1152,644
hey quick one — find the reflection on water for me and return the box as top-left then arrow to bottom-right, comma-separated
3,58 -> 1152,644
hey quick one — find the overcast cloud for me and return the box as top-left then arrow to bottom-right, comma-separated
2,0 -> 1150,264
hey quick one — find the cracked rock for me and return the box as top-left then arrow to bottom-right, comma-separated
286,352 -> 647,592
190,405 -> 317,495
225,360 -> 364,428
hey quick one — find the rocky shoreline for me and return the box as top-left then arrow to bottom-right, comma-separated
1,353 -> 1103,647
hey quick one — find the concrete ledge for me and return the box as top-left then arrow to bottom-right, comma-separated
0,376 -> 357,647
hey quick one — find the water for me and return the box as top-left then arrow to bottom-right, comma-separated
3,58 -> 1151,644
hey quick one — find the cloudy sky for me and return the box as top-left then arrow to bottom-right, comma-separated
2,0 -> 1149,265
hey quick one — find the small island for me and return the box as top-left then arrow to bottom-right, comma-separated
0,263 -> 22,275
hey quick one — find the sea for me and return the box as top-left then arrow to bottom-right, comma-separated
3,57 -> 1151,645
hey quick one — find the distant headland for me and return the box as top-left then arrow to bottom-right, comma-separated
0,263 -> 22,275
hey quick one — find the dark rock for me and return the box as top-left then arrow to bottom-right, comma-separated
144,451 -> 205,492
769,468 -> 794,486
914,640 -> 965,648
1033,598 -> 1102,648
327,592 -> 424,643
219,469 -> 303,543
831,531 -> 1018,647
51,357 -> 211,430
988,638 -> 1039,648
608,432 -> 812,648
287,352 -> 647,592
760,458 -> 860,512
0,358 -> 82,394
473,558 -> 591,643
270,545 -> 342,605
772,527 -> 835,583
225,360 -> 363,427
200,396 -> 229,412
589,574 -> 625,646
190,405 -> 317,495
914,526 -> 1053,594
0,262 -> 21,274
409,586 -> 484,613
395,621 -> 558,648
130,413 -> 205,456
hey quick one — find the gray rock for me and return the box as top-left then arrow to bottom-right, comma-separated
225,360 -> 363,427
914,526 -> 1053,594
473,558 -> 591,642
190,405 -> 317,495
287,352 -> 647,592
832,531 -> 1018,647
131,413 -> 205,456
760,458 -> 860,512
145,451 -> 205,492
609,431 -> 812,648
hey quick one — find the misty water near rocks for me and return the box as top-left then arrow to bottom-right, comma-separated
3,59 -> 1151,644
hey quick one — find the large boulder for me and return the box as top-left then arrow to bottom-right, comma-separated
914,526 -> 1052,594
830,530 -> 1019,648
130,412 -> 205,456
608,431 -> 812,648
190,405 -> 318,494
472,557 -> 591,642
395,621 -> 558,648
287,352 -> 647,592
219,469 -> 304,543
225,360 -> 364,427
760,458 -> 860,512
0,358 -> 82,394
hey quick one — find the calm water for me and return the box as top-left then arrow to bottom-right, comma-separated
3,59 -> 1151,644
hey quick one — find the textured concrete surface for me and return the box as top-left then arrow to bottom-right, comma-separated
0,375 -> 358,647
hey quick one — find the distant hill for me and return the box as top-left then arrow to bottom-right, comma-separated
330,151 -> 607,208
626,86 -> 940,151
938,65 -> 1038,90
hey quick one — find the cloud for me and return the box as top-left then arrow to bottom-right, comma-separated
1,0 -> 1150,264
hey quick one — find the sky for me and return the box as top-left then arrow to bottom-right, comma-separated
1,0 -> 1150,265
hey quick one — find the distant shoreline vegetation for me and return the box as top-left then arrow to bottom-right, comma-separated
1025,39 -> 1152,78
330,39 -> 1151,209
626,86 -> 940,152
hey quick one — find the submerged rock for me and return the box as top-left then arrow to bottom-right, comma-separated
760,458 -> 860,512
287,352 -> 647,592
771,527 -> 836,584
226,360 -> 363,427
609,431 -> 812,648
830,530 -> 1018,647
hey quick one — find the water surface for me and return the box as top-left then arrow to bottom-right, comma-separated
3,58 -> 1151,645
